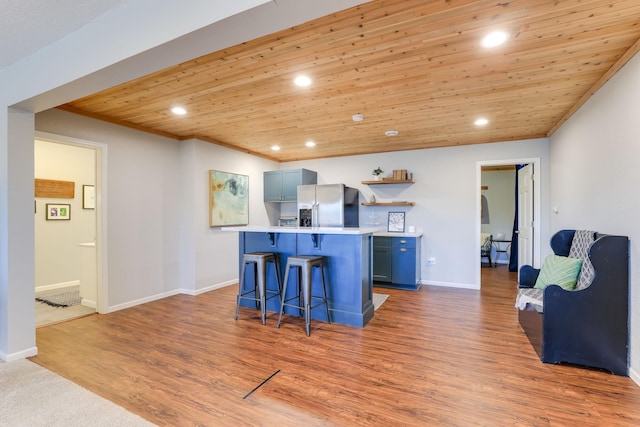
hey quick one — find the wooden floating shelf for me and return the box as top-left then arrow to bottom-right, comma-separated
361,202 -> 415,207
361,179 -> 415,185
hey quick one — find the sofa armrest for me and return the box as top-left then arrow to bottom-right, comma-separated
519,265 -> 540,288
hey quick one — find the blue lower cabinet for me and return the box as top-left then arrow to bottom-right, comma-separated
238,231 -> 374,327
295,233 -> 373,327
392,245 -> 416,286
374,236 -> 421,290
373,237 -> 392,282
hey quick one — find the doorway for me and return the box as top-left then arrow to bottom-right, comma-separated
517,164 -> 535,269
477,158 -> 540,288
34,132 -> 107,323
481,165 -> 516,268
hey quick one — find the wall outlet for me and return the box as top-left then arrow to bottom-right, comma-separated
427,257 -> 436,265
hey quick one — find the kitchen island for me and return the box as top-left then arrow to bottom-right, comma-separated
224,226 -> 379,327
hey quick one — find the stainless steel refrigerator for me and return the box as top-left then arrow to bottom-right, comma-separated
297,184 -> 359,227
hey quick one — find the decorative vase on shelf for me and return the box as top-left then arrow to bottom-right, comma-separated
372,167 -> 383,181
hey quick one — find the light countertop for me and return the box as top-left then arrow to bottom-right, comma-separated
222,225 -> 380,235
222,226 -> 424,237
374,231 -> 423,238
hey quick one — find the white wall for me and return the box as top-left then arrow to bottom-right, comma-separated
285,138 -> 550,289
36,109 -> 183,307
482,170 -> 516,263
36,110 -> 280,303
179,138 -> 277,293
549,51 -> 640,379
0,108 -> 36,360
34,140 -> 96,290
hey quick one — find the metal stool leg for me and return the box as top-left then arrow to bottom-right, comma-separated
297,266 -> 304,318
272,256 -> 282,296
277,259 -> 291,328
318,263 -> 331,323
257,258 -> 267,325
235,259 -> 249,320
302,263 -> 312,336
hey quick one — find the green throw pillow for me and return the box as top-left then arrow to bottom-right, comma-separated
534,255 -> 583,291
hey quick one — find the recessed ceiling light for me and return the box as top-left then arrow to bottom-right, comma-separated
352,114 -> 364,122
305,141 -> 316,147
475,118 -> 490,126
482,31 -> 508,48
271,145 -> 281,151
293,75 -> 312,87
385,130 -> 399,137
171,106 -> 187,115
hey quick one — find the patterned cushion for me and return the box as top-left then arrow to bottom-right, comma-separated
568,230 -> 596,290
515,288 -> 544,312
534,255 -> 583,291
480,233 -> 492,252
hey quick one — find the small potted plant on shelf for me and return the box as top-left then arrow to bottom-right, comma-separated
372,167 -> 384,181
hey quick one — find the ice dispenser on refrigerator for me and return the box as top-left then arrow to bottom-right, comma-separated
297,184 -> 359,227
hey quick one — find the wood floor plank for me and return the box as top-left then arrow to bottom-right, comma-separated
30,266 -> 640,426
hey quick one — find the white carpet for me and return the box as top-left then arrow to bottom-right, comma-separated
0,359 -> 155,427
373,293 -> 389,311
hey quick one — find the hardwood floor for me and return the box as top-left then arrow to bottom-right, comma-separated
31,266 -> 640,426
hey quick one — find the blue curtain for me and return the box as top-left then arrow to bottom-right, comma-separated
509,164 -> 526,272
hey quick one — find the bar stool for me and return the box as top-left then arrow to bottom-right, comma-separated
277,255 -> 331,336
235,252 -> 282,325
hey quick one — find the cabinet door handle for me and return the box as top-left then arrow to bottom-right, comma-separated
400,240 -> 406,244
400,248 -> 406,252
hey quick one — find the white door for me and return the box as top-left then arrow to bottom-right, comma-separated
517,164 -> 534,270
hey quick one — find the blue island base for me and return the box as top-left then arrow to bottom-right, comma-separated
236,229 -> 375,328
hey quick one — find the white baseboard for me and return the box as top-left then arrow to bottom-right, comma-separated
629,367 -> 640,386
81,298 -> 97,309
192,279 -> 236,296
35,280 -> 80,293
104,279 -> 237,313
105,289 -> 183,313
421,280 -> 479,290
0,346 -> 38,362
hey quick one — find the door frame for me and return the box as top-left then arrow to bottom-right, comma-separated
36,131 -> 108,314
476,157 -> 541,288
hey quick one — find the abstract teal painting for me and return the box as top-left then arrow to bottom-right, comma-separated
209,170 -> 249,226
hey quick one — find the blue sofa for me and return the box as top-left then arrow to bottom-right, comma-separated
517,230 -> 629,375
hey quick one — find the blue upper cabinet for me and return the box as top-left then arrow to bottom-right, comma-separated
264,169 -> 317,202
264,171 -> 284,201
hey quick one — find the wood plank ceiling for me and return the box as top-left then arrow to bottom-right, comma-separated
59,0 -> 640,162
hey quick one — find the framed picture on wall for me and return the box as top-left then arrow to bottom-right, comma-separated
209,170 -> 249,227
387,211 -> 405,232
82,185 -> 95,209
46,203 -> 71,220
